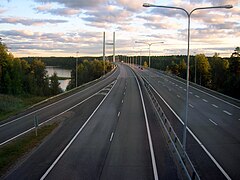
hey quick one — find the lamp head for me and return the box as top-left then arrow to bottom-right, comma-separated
224,5 -> 233,9
143,3 -> 151,7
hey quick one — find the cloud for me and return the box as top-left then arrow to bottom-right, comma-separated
0,8 -> 7,14
83,5 -> 132,28
0,30 -> 105,56
35,5 -> 80,16
34,0 -> 107,8
0,17 -> 68,26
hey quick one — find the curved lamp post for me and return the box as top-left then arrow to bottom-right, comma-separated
143,3 -> 232,153
135,41 -> 163,68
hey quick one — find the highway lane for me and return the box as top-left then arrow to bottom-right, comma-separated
134,66 -> 240,179
4,80 -> 116,179
0,67 -> 119,146
8,63 -> 179,180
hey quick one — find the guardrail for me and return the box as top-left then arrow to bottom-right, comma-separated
141,75 -> 200,180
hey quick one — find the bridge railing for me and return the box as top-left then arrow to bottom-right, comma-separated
141,75 -> 200,180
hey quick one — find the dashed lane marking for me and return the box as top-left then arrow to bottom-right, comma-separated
212,104 -> 218,108
203,99 -> 208,103
177,95 -> 180,98
189,104 -> 194,108
209,119 -> 218,125
118,112 -> 121,117
189,92 -> 193,94
223,110 -> 232,116
195,95 -> 200,98
110,132 -> 114,142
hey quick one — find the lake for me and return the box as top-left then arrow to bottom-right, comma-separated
46,66 -> 72,91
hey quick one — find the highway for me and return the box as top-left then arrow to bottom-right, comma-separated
0,67 -> 119,146
133,65 -> 240,180
3,64 -> 179,179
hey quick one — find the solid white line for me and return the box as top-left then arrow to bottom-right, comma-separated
0,69 -> 118,128
134,73 -> 159,180
212,104 -> 218,108
0,81 -> 117,147
142,77 -> 232,180
209,119 -> 218,126
203,99 -> 208,103
40,79 -> 117,180
109,132 -> 114,142
0,128 -> 34,146
158,71 -> 240,110
189,104 -> 194,108
195,95 -> 200,98
223,110 -> 232,116
118,112 -> 121,117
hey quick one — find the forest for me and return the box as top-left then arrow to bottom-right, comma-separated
0,42 -> 113,97
130,47 -> 240,99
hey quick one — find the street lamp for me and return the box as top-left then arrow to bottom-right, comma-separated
143,3 -> 232,153
135,41 -> 163,68
76,51 -> 79,88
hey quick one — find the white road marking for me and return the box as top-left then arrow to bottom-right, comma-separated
175,84 -> 178,87
172,82 -> 175,85
195,95 -> 200,98
141,76 -> 231,180
0,82 -> 115,147
177,95 -> 180,98
40,80 -> 117,180
168,88 -> 171,92
134,71 -> 159,180
189,104 -> 194,108
189,92 -> 193,94
0,68 -> 118,128
110,132 -> 114,142
180,86 -> 183,89
122,100 -> 124,103
202,99 -> 208,103
118,112 -> 121,117
223,110 -> 232,116
209,119 -> 218,126
184,89 -> 186,91
212,104 -> 218,108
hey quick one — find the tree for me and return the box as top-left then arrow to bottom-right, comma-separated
210,53 -> 229,91
224,48 -> 240,99
195,54 -> 211,87
178,59 -> 187,79
143,61 -> 148,68
50,72 -> 62,95
231,47 -> 240,57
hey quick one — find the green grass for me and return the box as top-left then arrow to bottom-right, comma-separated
0,94 -> 47,122
0,123 -> 58,177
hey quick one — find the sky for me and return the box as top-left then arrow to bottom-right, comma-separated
0,0 -> 239,58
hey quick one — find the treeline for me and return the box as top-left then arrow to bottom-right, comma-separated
22,56 -> 102,69
131,47 -> 240,99
0,42 -> 62,96
67,59 -> 112,90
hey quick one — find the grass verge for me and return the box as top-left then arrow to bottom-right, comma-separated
0,94 -> 47,122
0,123 -> 58,177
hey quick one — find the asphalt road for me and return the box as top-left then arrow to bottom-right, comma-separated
4,64 -> 179,180
0,68 -> 119,146
133,65 -> 240,180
